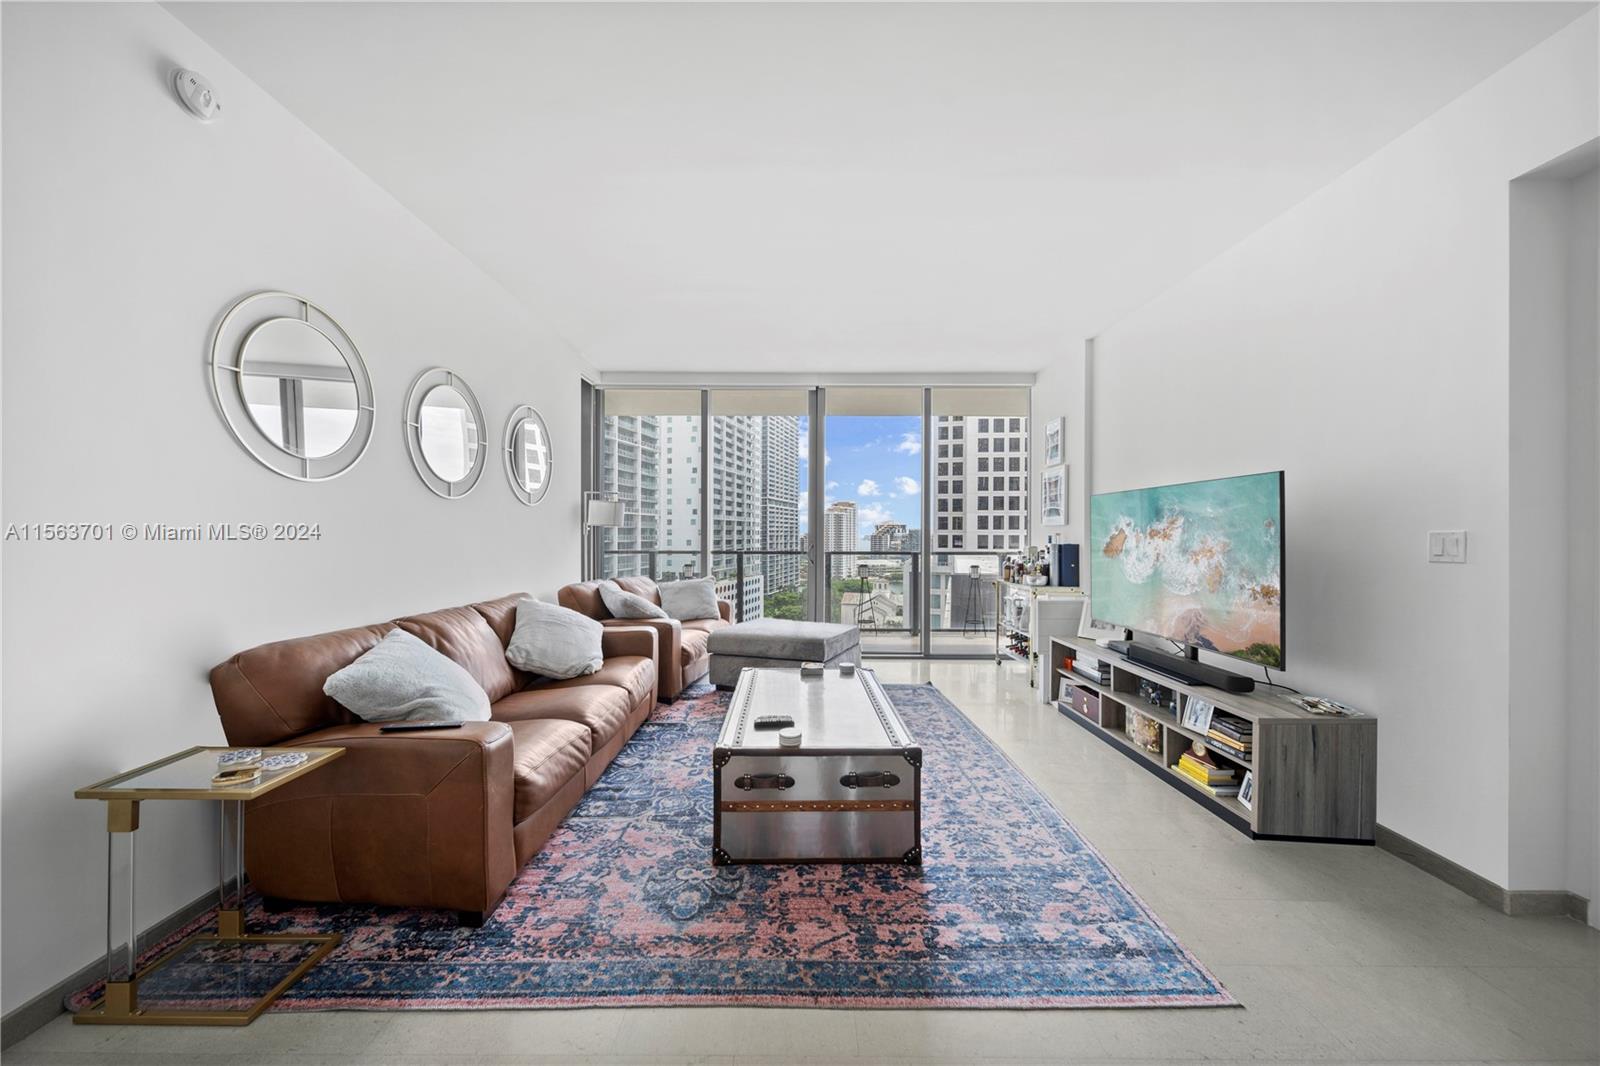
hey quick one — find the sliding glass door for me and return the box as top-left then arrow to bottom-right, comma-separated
589,385 -> 1029,657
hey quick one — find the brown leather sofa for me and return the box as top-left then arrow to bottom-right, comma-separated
557,576 -> 733,700
209,593 -> 657,926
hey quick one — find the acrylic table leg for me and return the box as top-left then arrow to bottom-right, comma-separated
99,800 -> 140,1018
217,800 -> 244,939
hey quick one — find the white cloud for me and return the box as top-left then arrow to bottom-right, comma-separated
895,432 -> 921,456
857,479 -> 881,497
824,450 -> 832,467
894,476 -> 919,496
826,480 -> 839,491
857,504 -> 893,533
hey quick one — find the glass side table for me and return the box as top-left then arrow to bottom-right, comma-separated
73,745 -> 344,1025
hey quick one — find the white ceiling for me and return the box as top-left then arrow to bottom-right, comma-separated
169,2 -> 1590,374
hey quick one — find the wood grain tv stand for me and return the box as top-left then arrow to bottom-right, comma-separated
1049,635 -> 1376,843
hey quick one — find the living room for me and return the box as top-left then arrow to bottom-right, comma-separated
1,2 -> 1597,1064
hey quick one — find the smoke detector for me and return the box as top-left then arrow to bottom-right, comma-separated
172,68 -> 222,123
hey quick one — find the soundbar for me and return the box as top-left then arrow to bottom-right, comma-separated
1122,642 -> 1256,693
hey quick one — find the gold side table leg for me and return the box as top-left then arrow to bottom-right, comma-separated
99,980 -> 137,1019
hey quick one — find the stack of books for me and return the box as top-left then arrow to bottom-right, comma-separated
1069,653 -> 1111,686
1205,713 -> 1253,763
1176,748 -> 1240,796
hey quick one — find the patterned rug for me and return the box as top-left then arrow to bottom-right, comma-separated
70,683 -> 1232,1010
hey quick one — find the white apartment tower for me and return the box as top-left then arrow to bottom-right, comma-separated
824,500 -> 858,583
600,414 -> 660,579
759,416 -> 802,593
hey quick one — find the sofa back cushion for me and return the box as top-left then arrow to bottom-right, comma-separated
211,622 -> 391,747
211,593 -> 529,747
470,593 -> 534,690
557,581 -> 610,620
395,602 -> 521,703
613,576 -> 662,604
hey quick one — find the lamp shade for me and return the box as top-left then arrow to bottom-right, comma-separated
586,498 -> 625,528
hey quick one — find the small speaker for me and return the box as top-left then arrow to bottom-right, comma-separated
1051,542 -> 1080,587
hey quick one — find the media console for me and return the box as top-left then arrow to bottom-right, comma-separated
1049,635 -> 1376,842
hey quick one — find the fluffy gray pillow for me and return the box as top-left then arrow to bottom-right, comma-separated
323,629 -> 492,724
506,597 -> 605,678
658,577 -> 720,621
599,581 -> 668,620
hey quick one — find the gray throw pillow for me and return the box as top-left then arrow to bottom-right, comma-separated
599,581 -> 669,620
658,577 -> 720,621
323,629 -> 492,724
506,597 -> 605,679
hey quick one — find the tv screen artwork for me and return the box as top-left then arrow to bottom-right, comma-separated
1089,471 -> 1284,668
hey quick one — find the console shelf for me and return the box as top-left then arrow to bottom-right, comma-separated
1049,635 -> 1376,843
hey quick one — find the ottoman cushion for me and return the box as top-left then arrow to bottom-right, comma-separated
706,619 -> 859,663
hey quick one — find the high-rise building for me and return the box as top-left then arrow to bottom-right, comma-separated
599,414 -> 660,579
824,500 -> 858,583
760,416 -> 802,593
870,521 -> 909,553
929,414 -> 1028,627
708,415 -> 765,621
658,416 -> 702,566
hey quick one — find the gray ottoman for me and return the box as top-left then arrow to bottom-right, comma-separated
706,619 -> 861,688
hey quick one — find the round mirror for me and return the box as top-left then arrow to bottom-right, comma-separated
504,405 -> 553,505
404,369 -> 486,498
209,292 -> 374,482
419,385 -> 478,482
240,318 -> 359,459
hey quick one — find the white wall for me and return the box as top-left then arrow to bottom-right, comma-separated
1562,166 -> 1599,921
1029,342 -> 1089,568
1,4 -> 590,1012
1084,12 -> 1597,893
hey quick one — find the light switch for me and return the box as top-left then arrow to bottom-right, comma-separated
1428,530 -> 1467,563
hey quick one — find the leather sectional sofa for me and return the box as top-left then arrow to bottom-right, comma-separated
558,576 -> 733,700
209,593 -> 657,926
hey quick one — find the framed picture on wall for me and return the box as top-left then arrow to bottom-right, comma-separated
1041,465 -> 1067,526
1043,417 -> 1066,466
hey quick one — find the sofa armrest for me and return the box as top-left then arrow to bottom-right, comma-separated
243,721 -> 518,916
718,600 -> 735,623
601,619 -> 679,698
601,624 -> 659,662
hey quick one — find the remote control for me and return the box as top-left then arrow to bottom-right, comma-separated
752,715 -> 795,730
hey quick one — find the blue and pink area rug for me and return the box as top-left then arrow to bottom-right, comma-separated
71,683 -> 1232,1011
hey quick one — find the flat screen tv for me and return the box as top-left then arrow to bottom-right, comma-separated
1089,471 -> 1284,670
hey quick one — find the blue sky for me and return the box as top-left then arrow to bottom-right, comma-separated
797,415 -> 921,545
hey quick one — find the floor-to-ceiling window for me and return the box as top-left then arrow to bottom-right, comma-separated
709,389 -> 810,622
927,388 -> 1029,655
820,388 -> 923,655
589,385 -> 1029,657
596,389 -> 702,581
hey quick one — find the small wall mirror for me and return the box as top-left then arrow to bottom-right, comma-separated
504,405 -> 553,505
405,369 -> 486,498
209,292 -> 374,481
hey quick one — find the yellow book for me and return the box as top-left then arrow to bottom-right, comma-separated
1179,755 -> 1235,783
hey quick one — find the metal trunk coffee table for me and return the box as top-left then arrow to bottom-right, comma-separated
712,666 -> 923,865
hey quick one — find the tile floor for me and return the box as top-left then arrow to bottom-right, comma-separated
9,660 -> 1597,1065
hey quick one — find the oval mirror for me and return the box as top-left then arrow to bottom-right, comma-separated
504,405 -> 552,505
240,318 -> 360,459
404,369 -> 486,498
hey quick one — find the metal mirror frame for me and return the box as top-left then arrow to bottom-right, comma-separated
503,405 -> 554,506
404,368 -> 487,499
208,292 -> 375,481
